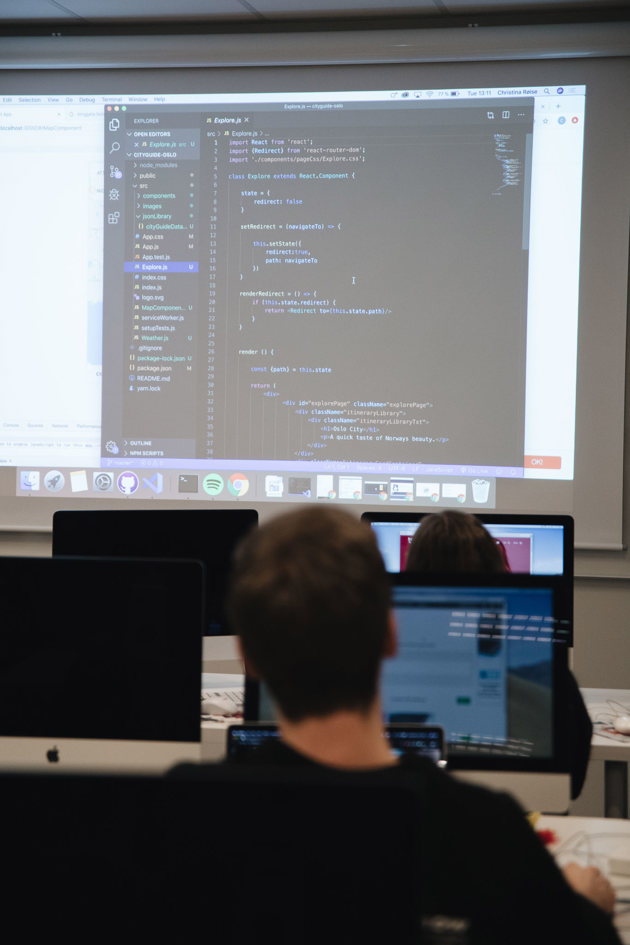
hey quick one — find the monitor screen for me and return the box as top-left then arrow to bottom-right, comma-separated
363,511 -> 574,644
362,511 -> 573,575
0,555 -> 204,773
244,571 -> 571,811
385,573 -> 568,759
52,507 -> 257,634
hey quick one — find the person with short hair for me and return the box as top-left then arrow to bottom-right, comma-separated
227,506 -> 619,945
229,505 -> 395,766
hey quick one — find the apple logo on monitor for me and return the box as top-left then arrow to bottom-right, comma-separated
46,746 -> 60,764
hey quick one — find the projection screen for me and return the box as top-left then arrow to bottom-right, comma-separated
0,26 -> 628,549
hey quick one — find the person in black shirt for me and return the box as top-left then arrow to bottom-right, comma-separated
226,506 -> 619,944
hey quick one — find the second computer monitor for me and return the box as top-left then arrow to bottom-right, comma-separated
52,508 -> 258,635
362,511 -> 572,575
363,511 -> 574,644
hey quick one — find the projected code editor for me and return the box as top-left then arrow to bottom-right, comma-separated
102,98 -> 533,469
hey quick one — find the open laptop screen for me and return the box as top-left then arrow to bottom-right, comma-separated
227,722 -> 446,766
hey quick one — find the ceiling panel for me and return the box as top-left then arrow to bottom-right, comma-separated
0,0 -> 626,29
247,0 -> 438,16
47,0 -> 254,20
442,0 -> 628,9
0,0 -> 627,24
0,0 -> 78,18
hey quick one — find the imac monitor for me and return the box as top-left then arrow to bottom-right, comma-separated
361,511 -> 573,576
362,511 -> 574,645
244,572 -> 571,812
52,508 -> 257,635
0,555 -> 204,773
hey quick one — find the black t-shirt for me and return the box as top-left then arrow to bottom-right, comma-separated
227,739 -> 620,945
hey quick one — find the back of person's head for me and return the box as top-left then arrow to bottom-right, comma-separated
405,510 -> 505,573
227,507 -> 391,722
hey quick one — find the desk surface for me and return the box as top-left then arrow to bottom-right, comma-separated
581,689 -> 630,761
201,674 -> 243,761
538,814 -> 630,943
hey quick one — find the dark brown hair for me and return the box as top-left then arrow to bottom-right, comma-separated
227,507 -> 390,722
405,510 -> 505,573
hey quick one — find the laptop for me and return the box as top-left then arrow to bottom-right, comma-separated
227,721 -> 446,767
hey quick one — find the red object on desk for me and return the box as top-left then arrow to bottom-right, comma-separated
536,829 -> 558,846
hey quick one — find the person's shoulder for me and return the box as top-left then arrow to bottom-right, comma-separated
396,752 -> 524,817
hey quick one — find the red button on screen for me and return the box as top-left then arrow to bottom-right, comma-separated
524,455 -> 562,469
